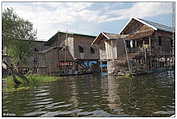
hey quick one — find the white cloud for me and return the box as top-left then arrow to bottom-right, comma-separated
2,2 -> 95,40
98,2 -> 173,23
2,2 -> 173,40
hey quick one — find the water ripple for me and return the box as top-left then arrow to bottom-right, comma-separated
3,73 -> 175,117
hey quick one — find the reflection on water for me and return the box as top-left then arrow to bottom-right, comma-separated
2,71 -> 175,117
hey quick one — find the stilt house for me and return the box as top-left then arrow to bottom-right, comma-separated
92,17 -> 175,75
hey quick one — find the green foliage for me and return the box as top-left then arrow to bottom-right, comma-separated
2,8 -> 37,65
118,73 -> 134,80
4,75 -> 60,92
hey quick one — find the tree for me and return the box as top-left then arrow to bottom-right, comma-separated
2,8 -> 37,85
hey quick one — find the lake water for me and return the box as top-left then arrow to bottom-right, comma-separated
2,71 -> 175,117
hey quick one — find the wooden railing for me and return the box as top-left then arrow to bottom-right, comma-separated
127,46 -> 153,55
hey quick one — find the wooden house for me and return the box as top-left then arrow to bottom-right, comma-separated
92,17 -> 175,75
2,31 -> 100,75
37,31 -> 100,75
121,17 -> 174,56
45,31 -> 99,60
92,32 -> 127,60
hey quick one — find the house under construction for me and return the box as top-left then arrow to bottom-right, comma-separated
92,17 -> 175,75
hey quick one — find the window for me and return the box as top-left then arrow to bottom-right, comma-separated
130,40 -> 133,48
126,40 -> 131,48
158,36 -> 162,46
34,48 -> 38,52
90,47 -> 95,54
79,45 -> 84,53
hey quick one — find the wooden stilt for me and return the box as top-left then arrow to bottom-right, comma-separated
100,60 -> 103,73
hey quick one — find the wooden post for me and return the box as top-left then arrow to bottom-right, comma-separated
156,58 -> 158,69
145,48 -> 147,71
149,37 -> 151,55
135,40 -> 137,47
123,39 -> 131,73
100,60 -> 103,73
57,47 -> 60,73
149,56 -> 151,70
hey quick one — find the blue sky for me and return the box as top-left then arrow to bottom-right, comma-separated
2,2 -> 175,41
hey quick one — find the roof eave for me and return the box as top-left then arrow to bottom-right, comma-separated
134,17 -> 157,30
91,34 -> 100,45
91,32 -> 110,45
102,32 -> 110,39
119,18 -> 133,34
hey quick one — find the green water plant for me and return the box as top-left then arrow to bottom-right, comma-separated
3,75 -> 60,92
118,73 -> 134,80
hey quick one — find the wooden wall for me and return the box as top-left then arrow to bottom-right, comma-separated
99,38 -> 126,60
65,36 -> 75,58
37,32 -> 100,74
48,32 -> 99,60
58,48 -> 74,61
151,31 -> 173,56
105,40 -> 113,59
37,53 -> 48,75
48,33 -> 66,47
116,39 -> 126,57
38,48 -> 58,75
99,41 -> 107,60
26,41 -> 49,69
73,35 -> 99,60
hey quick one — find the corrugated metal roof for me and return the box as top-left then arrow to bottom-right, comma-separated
92,32 -> 127,45
103,32 -> 127,39
47,31 -> 96,46
138,18 -> 174,32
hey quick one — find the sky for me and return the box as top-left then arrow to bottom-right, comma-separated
2,1 -> 175,41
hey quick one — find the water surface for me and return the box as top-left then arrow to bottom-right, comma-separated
2,71 -> 175,117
